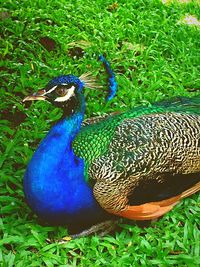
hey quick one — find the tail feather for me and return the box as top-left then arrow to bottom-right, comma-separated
154,95 -> 200,115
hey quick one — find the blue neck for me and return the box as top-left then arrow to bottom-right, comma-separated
24,96 -> 106,225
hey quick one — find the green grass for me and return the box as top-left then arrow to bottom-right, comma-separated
1,0 -> 200,266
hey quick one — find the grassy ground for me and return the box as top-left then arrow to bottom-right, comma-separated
1,0 -> 200,266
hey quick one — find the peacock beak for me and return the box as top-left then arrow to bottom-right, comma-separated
23,89 -> 47,102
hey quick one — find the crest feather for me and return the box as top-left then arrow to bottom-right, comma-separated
79,72 -> 103,89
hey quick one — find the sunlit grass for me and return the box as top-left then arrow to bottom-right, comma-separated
162,0 -> 200,5
178,14 -> 200,26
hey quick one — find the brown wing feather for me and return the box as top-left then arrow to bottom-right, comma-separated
92,113 -> 200,220
94,182 -> 200,221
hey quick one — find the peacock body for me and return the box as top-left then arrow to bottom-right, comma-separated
23,69 -> 200,231
74,97 -> 200,219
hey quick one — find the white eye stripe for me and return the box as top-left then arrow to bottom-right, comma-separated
45,84 -> 70,95
45,84 -> 69,95
45,85 -> 58,94
54,86 -> 75,102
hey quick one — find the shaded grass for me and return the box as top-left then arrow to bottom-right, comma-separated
0,0 -> 200,266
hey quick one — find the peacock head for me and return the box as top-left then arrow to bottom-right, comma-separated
23,74 -> 86,115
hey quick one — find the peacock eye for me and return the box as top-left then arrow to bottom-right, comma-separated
56,87 -> 67,96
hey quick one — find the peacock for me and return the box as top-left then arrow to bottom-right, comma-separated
23,58 -> 200,236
